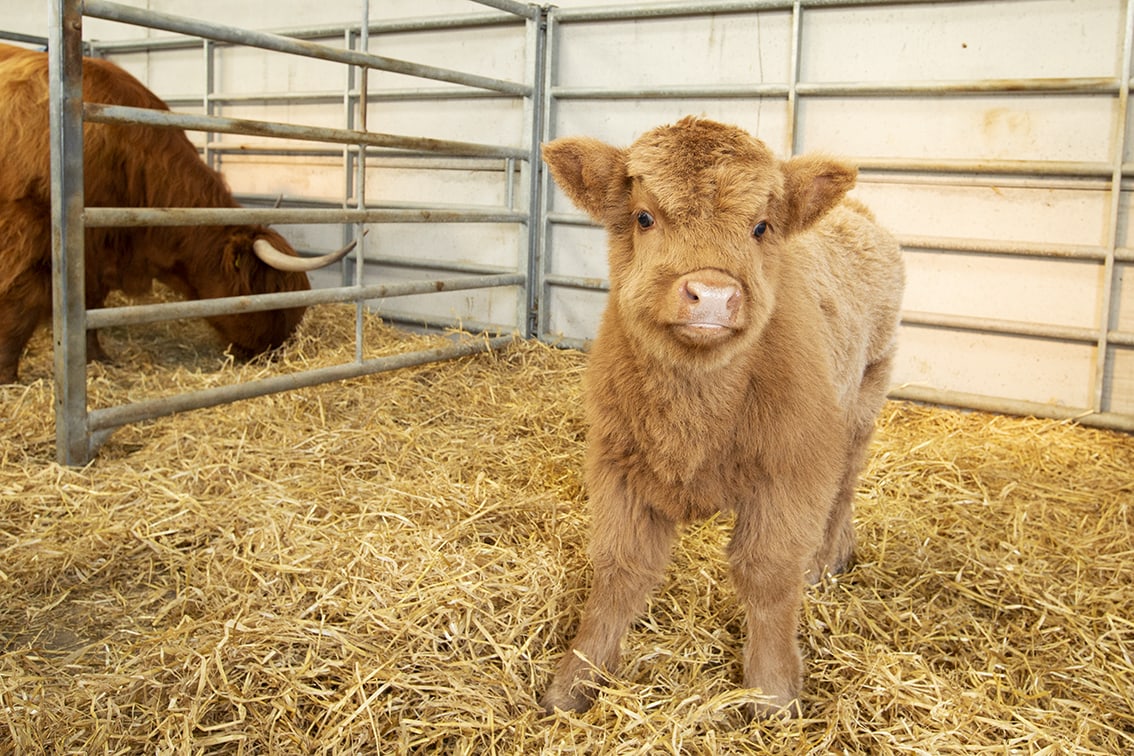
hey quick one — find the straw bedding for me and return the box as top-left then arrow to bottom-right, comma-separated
1,295 -> 1131,754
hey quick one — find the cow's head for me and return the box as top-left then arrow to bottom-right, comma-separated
543,116 -> 856,368
194,225 -> 313,357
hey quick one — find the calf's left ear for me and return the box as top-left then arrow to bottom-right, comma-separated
780,154 -> 857,233
542,137 -> 627,224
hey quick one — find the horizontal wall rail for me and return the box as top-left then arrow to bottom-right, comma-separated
551,0 -> 1028,23
891,385 -> 1134,434
553,79 -> 1124,100
363,255 -> 515,276
900,311 -> 1104,345
469,0 -> 539,16
0,30 -> 50,47
547,210 -> 1134,264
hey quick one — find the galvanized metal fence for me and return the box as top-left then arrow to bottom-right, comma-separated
47,0 -> 547,464
41,0 -> 1134,465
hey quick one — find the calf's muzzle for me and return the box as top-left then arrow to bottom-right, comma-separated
672,269 -> 743,336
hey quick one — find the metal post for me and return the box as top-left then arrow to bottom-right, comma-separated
524,4 -> 549,339
786,0 -> 802,155
354,0 -> 371,363
1092,0 -> 1134,414
342,27 -> 358,287
535,6 -> 558,342
49,0 -> 90,465
203,39 -> 216,170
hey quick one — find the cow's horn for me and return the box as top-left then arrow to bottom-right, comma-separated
252,235 -> 362,273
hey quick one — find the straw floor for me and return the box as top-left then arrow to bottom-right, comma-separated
1,296 -> 1131,754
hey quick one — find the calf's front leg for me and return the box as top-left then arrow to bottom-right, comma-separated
541,483 -> 676,714
729,510 -> 815,718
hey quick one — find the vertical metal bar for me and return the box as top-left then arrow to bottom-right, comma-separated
203,39 -> 216,169
1093,0 -> 1134,413
786,0 -> 802,155
342,27 -> 357,287
504,156 -> 516,210
49,0 -> 90,465
534,6 -> 557,341
523,5 -> 548,339
354,0 -> 371,362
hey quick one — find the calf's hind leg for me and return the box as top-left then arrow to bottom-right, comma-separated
808,354 -> 895,583
541,486 -> 676,714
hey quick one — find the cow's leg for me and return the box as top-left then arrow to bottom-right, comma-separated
808,353 -> 894,583
85,326 -> 110,364
0,270 -> 51,384
82,267 -> 113,364
541,482 -> 676,714
729,508 -> 817,718
1,201 -> 52,383
0,301 -> 39,384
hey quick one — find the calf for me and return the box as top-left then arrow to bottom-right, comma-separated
540,117 -> 904,717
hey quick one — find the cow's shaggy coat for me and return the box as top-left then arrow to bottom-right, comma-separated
0,43 -> 312,383
540,117 -> 905,716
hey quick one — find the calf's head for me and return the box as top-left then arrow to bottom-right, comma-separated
543,116 -> 857,367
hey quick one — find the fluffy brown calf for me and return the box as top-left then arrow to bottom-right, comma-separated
0,43 -> 350,384
540,117 -> 905,717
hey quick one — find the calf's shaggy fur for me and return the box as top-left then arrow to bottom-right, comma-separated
540,117 -> 905,717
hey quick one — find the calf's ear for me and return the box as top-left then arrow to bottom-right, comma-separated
781,154 -> 857,233
542,137 -> 626,223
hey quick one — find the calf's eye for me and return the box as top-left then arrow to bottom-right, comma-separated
753,220 -> 768,238
637,210 -> 655,230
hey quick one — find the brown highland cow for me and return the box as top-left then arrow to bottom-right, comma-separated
0,43 -> 351,384
540,116 -> 905,717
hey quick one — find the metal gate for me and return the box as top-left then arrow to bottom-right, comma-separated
46,0 -> 547,464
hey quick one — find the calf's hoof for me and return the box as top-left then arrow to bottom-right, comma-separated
541,649 -> 606,714
540,680 -> 597,715
744,664 -> 803,720
752,695 -> 803,720
806,544 -> 855,586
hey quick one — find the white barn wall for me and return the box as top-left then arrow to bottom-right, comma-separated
3,0 -> 1132,421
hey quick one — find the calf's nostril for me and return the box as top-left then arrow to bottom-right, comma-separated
684,282 -> 702,302
685,281 -> 738,308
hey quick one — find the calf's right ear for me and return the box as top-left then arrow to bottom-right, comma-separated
542,137 -> 627,223
780,154 -> 857,234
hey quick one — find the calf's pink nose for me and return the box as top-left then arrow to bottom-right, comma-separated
676,271 -> 742,327
682,279 -> 739,307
